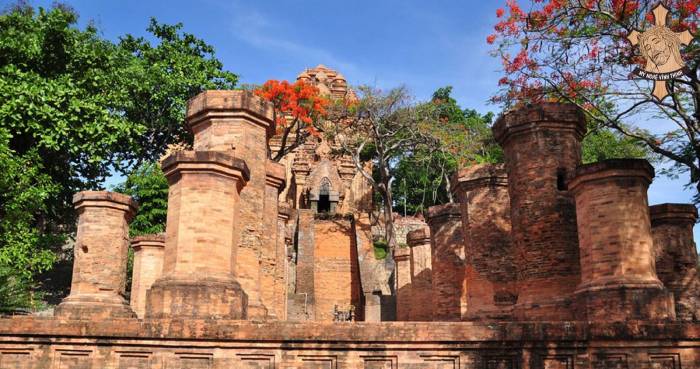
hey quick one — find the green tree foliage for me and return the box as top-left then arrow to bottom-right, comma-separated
392,87 -> 499,215
0,4 -> 236,309
113,162 -> 169,237
582,122 -> 654,164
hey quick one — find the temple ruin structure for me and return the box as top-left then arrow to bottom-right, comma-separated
0,67 -> 699,368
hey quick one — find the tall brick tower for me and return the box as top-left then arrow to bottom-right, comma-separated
184,90 -> 277,319
492,103 -> 585,320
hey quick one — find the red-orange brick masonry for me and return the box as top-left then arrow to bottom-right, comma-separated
651,203 -> 700,320
145,151 -> 250,319
569,159 -> 674,321
493,103 -> 585,320
427,203 -> 465,321
452,164 -> 516,320
129,234 -> 165,319
55,191 -> 138,320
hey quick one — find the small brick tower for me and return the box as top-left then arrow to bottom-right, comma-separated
55,191 -> 138,319
145,151 -> 250,319
452,164 -> 516,320
129,234 -> 165,319
569,159 -> 674,321
427,203 -> 465,321
492,103 -> 585,320
651,203 -> 700,320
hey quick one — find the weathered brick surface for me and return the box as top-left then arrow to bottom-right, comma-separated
407,227 -> 433,321
129,234 -> 165,319
393,246 -> 412,321
1,317 -> 699,368
145,151 -> 249,319
651,203 -> 700,320
493,103 -> 584,320
186,90 -> 275,320
313,218 -> 362,321
55,191 -> 138,320
452,164 -> 517,320
261,162 -> 286,320
427,203 -> 466,321
289,210 -> 316,321
570,159 -> 673,321
274,205 -> 292,321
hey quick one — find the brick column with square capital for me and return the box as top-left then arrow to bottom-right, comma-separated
570,159 -> 674,321
393,246 -> 411,321
452,164 -> 516,320
186,90 -> 275,319
650,203 -> 700,320
407,228 -> 433,321
261,161 -> 286,319
492,103 -> 584,320
145,151 -> 250,319
129,234 -> 165,319
55,191 -> 138,319
427,203 -> 465,321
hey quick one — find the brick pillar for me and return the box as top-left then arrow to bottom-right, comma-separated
407,228 -> 433,321
452,164 -> 516,320
55,191 -> 137,319
261,162 -> 286,319
293,165 -> 310,209
650,203 -> 700,320
427,203 -> 465,321
492,103 -> 584,320
186,90 -> 275,319
393,246 -> 411,321
276,205 -> 292,321
145,151 -> 250,319
129,234 -> 165,319
570,159 -> 674,321
295,209 -> 316,320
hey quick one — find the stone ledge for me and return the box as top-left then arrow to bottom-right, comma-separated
452,164 -> 508,195
161,150 -> 251,183
1,318 -> 699,342
569,159 -> 655,192
406,227 -> 431,246
650,203 -> 698,223
72,191 -> 138,216
426,203 -> 461,226
265,161 -> 287,190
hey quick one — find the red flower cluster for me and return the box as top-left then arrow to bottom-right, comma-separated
254,80 -> 329,136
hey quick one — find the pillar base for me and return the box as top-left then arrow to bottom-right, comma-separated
575,283 -> 675,321
55,294 -> 135,320
145,277 -> 248,320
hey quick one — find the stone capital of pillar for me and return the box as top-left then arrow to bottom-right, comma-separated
451,164 -> 508,198
393,247 -> 411,262
73,191 -> 138,221
266,161 -> 287,191
161,151 -> 250,188
492,103 -> 586,145
650,203 -> 698,224
186,90 -> 276,139
569,159 -> 655,194
131,234 -> 166,251
426,203 -> 461,227
406,228 -> 431,247
278,205 -> 292,221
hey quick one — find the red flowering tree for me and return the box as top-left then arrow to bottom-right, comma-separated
254,79 -> 329,162
489,0 -> 700,198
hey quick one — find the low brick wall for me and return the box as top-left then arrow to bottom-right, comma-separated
0,318 -> 698,368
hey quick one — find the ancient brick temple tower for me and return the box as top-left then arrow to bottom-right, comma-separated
1,90 -> 700,367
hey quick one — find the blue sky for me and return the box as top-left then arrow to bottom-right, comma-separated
7,0 -> 700,242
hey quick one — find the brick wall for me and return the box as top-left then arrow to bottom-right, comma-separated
407,227 -> 433,321
1,318 -> 699,368
313,218 -> 362,321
